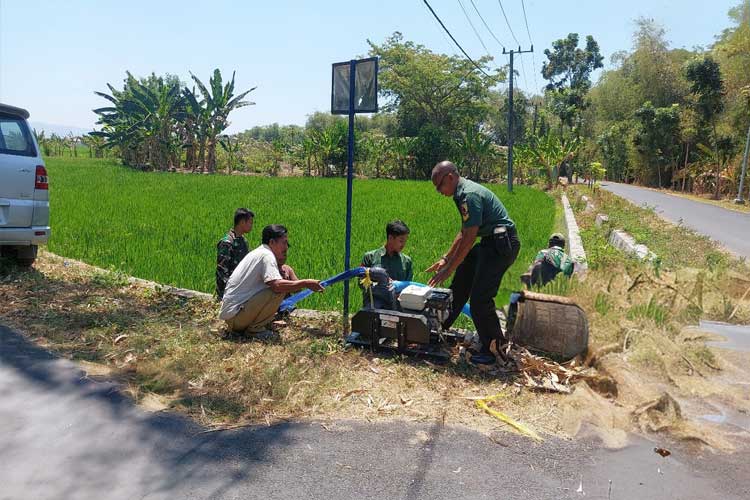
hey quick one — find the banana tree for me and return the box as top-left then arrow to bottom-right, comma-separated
308,122 -> 346,177
360,132 -> 388,178
389,136 -> 417,179
183,86 -> 209,171
526,134 -> 581,189
219,134 -> 243,173
455,124 -> 496,181
189,69 -> 256,172
93,72 -> 184,169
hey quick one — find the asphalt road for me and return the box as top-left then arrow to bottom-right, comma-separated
600,182 -> 750,259
1,324 -> 748,500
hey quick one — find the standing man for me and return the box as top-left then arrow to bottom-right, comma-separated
219,224 -> 323,337
427,161 -> 520,366
216,208 -> 254,300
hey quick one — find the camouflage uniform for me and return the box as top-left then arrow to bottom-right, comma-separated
534,247 -> 575,277
522,246 -> 574,288
216,229 -> 249,300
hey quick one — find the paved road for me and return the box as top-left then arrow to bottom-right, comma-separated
1,324 -> 748,500
600,182 -> 750,259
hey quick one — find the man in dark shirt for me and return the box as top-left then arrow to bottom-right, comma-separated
216,207 -> 254,300
427,161 -> 520,366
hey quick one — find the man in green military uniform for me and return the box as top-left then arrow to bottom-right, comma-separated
521,233 -> 575,288
360,220 -> 413,307
427,161 -> 520,366
361,220 -> 413,281
216,207 -> 254,300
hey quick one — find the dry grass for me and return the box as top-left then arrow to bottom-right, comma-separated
0,250 -> 566,436
3,182 -> 750,450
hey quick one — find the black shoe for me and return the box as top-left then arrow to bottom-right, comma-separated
468,352 -> 497,366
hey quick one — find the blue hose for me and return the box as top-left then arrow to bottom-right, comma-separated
392,280 -> 473,319
279,266 -> 367,313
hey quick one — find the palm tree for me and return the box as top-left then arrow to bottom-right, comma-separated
189,69 -> 256,172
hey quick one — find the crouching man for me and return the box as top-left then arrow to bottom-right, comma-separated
219,224 -> 324,337
520,232 -> 574,289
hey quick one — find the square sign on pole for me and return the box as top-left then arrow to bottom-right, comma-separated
331,57 -> 378,115
330,57 -> 378,334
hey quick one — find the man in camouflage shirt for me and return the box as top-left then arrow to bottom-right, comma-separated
216,208 -> 254,300
521,233 -> 575,288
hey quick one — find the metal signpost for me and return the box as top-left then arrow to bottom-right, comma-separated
331,57 -> 378,332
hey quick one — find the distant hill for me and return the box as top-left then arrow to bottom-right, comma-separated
29,121 -> 93,137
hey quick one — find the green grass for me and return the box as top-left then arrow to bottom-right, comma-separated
46,157 -> 555,311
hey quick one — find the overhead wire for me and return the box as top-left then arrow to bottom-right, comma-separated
468,0 -> 505,50
520,0 -> 540,94
421,0 -> 495,78
457,0 -> 492,58
495,0 -> 528,91
496,0 -> 520,46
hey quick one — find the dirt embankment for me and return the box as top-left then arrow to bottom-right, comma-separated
2,229 -> 749,452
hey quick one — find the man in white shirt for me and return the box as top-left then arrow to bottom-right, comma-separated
219,224 -> 324,335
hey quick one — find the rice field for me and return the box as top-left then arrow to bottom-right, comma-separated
46,157 -> 555,311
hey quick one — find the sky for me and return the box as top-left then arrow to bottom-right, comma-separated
0,0 -> 741,134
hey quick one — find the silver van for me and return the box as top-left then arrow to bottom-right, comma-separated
0,103 -> 49,266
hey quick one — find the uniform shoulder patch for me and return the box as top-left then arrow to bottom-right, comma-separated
459,201 -> 469,222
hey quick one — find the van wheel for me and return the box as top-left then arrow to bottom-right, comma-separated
11,245 -> 38,268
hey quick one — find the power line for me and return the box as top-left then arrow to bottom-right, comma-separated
421,0 -> 494,78
457,0 -> 492,57
469,0 -> 505,50
495,0 -> 527,92
520,0 -> 540,93
496,0 -> 520,46
518,53 -> 529,89
520,0 -> 533,43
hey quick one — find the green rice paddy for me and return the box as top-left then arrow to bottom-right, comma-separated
46,157 -> 555,311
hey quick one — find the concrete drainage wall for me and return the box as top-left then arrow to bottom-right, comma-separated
590,209 -> 658,262
561,194 -> 588,276
608,229 -> 658,262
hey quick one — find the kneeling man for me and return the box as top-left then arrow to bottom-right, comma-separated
219,224 -> 324,335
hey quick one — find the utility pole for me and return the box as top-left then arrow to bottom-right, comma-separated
503,45 -> 533,192
735,122 -> 750,204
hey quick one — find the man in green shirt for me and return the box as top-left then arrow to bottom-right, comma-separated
427,161 -> 520,366
521,233 -> 575,288
361,220 -> 413,308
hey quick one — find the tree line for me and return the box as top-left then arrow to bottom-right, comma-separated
86,1 -> 749,198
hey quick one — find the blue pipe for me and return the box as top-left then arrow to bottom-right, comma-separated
279,266 -> 366,313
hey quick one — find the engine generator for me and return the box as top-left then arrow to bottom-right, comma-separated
347,275 -> 464,359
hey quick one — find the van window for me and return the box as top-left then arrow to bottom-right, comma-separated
0,115 -> 36,157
